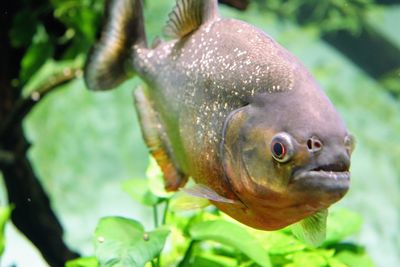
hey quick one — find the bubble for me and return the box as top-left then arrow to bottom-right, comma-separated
143,233 -> 149,241
31,92 -> 40,101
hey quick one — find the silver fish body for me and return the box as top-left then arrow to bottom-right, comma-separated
85,0 -> 354,231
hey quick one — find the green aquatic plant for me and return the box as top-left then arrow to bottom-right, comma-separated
66,158 -> 373,267
0,206 -> 12,256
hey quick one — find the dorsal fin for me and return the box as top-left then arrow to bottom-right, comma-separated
164,0 -> 219,38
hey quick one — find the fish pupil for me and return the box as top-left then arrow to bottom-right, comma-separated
273,142 -> 285,158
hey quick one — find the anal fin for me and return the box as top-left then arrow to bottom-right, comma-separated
134,85 -> 188,191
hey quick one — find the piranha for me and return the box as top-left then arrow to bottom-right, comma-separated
85,0 -> 355,243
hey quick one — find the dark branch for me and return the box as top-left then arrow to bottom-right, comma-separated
250,1 -> 400,96
322,26 -> 400,97
323,26 -> 400,81
0,69 -> 81,266
375,0 -> 400,5
1,147 -> 80,267
2,2 -> 80,264
219,0 -> 249,10
0,150 -> 15,165
0,68 -> 82,140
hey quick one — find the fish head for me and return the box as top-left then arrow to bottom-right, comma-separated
221,84 -> 355,230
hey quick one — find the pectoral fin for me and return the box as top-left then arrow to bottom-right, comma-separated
291,209 -> 328,247
170,191 -> 211,212
182,184 -> 238,204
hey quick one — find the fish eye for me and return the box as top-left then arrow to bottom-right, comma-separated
344,134 -> 356,154
270,132 -> 295,163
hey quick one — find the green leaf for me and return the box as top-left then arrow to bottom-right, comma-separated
288,251 -> 327,267
94,217 -> 169,267
291,209 -> 328,247
66,257 -> 99,267
327,257 -> 348,267
19,24 -> 54,83
146,157 -> 173,198
122,178 -> 160,206
189,220 -> 272,267
52,0 -> 101,42
191,254 -> 236,267
256,231 -> 306,255
9,9 -> 38,47
325,209 -> 363,244
0,206 -> 12,255
334,251 -> 374,267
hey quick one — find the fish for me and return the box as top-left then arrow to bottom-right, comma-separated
84,0 -> 355,238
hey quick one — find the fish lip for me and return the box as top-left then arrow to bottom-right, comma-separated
291,162 -> 350,184
289,169 -> 350,199
292,170 -> 350,183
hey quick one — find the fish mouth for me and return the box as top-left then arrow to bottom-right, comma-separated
291,163 -> 350,193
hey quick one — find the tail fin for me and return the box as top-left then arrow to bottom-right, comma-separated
84,0 -> 147,91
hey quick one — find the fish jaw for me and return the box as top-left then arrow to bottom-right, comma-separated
211,195 -> 322,230
289,157 -> 351,204
216,154 -> 351,230
211,167 -> 350,230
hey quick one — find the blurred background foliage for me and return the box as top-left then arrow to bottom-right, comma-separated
1,0 -> 399,266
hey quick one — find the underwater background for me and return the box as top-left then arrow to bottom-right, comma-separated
1,0 -> 399,266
